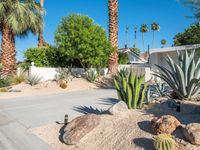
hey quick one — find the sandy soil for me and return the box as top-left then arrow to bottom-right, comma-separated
0,78 -> 97,100
31,102 -> 200,150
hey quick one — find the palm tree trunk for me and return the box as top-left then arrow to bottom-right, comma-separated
1,22 -> 16,76
38,0 -> 45,47
142,33 -> 144,51
152,31 -> 154,49
108,0 -> 119,75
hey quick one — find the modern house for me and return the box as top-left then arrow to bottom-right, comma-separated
149,44 -> 200,70
118,48 -> 147,64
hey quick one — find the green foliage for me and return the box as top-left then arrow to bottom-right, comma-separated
154,134 -> 176,150
24,47 -> 52,67
86,68 -> 98,83
0,78 -> 10,88
173,24 -> 200,57
27,75 -> 42,86
154,50 -> 200,99
118,53 -> 129,64
55,67 -> 73,81
161,39 -> 167,47
151,22 -> 160,31
114,71 -> 148,109
140,24 -> 148,33
54,14 -> 111,69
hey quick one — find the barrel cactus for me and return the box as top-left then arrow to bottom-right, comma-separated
154,134 -> 176,150
114,71 -> 148,109
59,80 -> 68,89
154,50 -> 200,99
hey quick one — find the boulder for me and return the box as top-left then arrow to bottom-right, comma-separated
151,115 -> 181,135
108,101 -> 129,115
63,114 -> 100,145
184,123 -> 200,145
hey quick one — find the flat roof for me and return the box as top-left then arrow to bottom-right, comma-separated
150,44 -> 200,54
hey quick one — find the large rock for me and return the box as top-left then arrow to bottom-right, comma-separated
151,115 -> 181,135
108,101 -> 129,115
184,123 -> 200,145
63,114 -> 100,145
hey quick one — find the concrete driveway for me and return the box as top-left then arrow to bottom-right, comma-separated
0,89 -> 117,150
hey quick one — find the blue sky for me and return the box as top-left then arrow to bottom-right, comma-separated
15,0 -> 195,61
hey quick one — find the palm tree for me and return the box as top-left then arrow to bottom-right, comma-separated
180,0 -> 200,23
140,24 -> 148,51
108,0 -> 119,75
161,39 -> 167,48
0,0 -> 41,76
38,0 -> 45,47
151,22 -> 160,48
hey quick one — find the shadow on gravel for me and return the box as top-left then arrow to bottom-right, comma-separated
133,138 -> 154,150
73,105 -> 109,115
58,124 -> 66,143
98,98 -> 119,105
138,121 -> 153,134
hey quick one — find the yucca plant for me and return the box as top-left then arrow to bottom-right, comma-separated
86,68 -> 98,83
154,134 -> 176,150
154,50 -> 200,99
114,71 -> 148,109
27,75 -> 42,86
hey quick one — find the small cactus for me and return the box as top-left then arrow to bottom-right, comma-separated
154,134 -> 176,150
59,80 -> 68,89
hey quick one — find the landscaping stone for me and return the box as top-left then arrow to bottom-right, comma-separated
184,123 -> 200,145
151,115 -> 181,135
63,114 -> 100,145
108,101 -> 129,115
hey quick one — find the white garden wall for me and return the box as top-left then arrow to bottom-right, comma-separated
27,64 -> 152,82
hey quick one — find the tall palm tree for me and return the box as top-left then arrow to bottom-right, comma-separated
151,22 -> 160,48
108,0 -> 119,75
161,39 -> 167,48
38,0 -> 45,47
0,0 -> 41,76
140,24 -> 148,51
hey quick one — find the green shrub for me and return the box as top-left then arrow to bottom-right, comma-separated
0,78 -> 10,88
154,134 -> 176,150
27,75 -> 42,86
154,50 -> 200,99
118,53 -> 129,64
54,14 -> 111,69
86,69 -> 98,83
114,71 -> 148,109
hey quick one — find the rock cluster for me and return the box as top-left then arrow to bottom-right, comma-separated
151,115 -> 181,135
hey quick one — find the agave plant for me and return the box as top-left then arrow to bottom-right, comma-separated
154,50 -> 200,99
27,75 -> 42,86
154,83 -> 168,97
114,71 -> 148,109
86,68 -> 98,83
55,67 -> 73,82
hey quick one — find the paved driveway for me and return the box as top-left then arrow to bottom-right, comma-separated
0,89 -> 117,150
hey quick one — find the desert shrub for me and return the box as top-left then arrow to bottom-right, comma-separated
154,83 -> 168,97
9,69 -> 27,85
0,87 -> 8,92
86,68 -> 98,83
154,134 -> 176,150
154,50 -> 200,99
27,75 -> 42,86
118,53 -> 129,64
114,71 -> 148,109
0,78 -> 10,88
54,14 -> 111,69
55,67 -> 73,81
